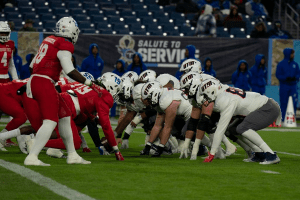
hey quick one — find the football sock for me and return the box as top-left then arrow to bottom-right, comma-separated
239,136 -> 262,152
87,120 -> 102,147
79,133 -> 88,148
221,135 -> 232,148
241,129 -> 274,153
192,138 -> 201,155
201,135 -> 211,148
28,120 -> 57,157
58,117 -> 76,154
0,128 -> 20,140
235,139 -> 252,152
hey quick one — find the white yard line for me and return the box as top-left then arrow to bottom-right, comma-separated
276,151 -> 300,157
0,159 -> 97,200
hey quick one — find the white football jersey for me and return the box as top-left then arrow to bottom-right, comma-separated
206,85 -> 269,155
156,88 -> 192,121
156,74 -> 180,89
125,101 -> 140,113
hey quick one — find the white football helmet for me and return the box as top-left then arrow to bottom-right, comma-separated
119,77 -> 134,103
138,70 -> 157,82
80,72 -> 94,81
121,71 -> 138,83
98,72 -> 122,101
55,17 -> 80,44
180,72 -> 203,97
132,83 -> 144,100
141,81 -> 163,105
180,59 -> 202,74
0,21 -> 11,43
197,79 -> 222,105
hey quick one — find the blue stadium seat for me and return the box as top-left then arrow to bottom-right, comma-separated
23,13 -> 39,20
142,17 -> 154,26
150,30 -> 163,36
71,8 -> 84,15
108,16 -> 122,23
18,1 -> 31,7
40,14 -> 54,21
83,2 -> 96,9
96,21 -> 108,29
103,9 -> 118,17
52,8 -> 67,15
100,30 -> 113,34
133,29 -> 146,35
43,21 -> 56,29
3,7 -> 17,13
87,9 -> 102,16
162,24 -> 175,32
170,12 -> 185,20
133,4 -> 146,11
117,29 -> 130,34
147,25 -> 159,32
49,1 -> 64,9
78,21 -> 93,29
74,15 -> 88,21
120,10 -> 135,17
33,1 -> 48,8
66,2 -> 80,9
147,4 -> 160,11
185,13 -> 195,21
179,26 -> 193,34
99,4 -> 115,9
137,10 -> 150,18
174,18 -> 186,26
19,7 -> 34,13
113,0 -> 128,6
97,25 -> 112,31
91,15 -> 107,23
5,13 -> 22,20
129,23 -> 142,31
116,5 -> 132,11
130,0 -> 143,5
13,19 -> 23,28
56,13 -> 70,20
157,17 -> 170,25
35,7 -> 51,15
229,28 -> 246,38
143,0 -> 157,4
125,17 -> 138,24
82,28 -> 96,34
166,31 -> 179,36
217,27 -> 229,37
163,5 -> 176,13
152,11 -> 167,19
113,24 -> 129,31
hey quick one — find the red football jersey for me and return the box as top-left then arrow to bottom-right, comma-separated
56,77 -> 70,86
32,35 -> 74,82
0,79 -> 28,103
0,40 -> 15,75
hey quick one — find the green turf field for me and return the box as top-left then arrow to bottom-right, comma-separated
1,125 -> 300,200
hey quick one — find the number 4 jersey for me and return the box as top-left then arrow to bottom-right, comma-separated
32,35 -> 74,82
0,40 -> 15,77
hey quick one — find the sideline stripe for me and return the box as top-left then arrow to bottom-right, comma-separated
0,159 -> 97,200
276,151 -> 300,157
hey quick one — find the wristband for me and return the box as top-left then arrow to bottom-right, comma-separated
84,79 -> 92,86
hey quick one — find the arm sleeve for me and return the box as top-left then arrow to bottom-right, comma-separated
210,101 -> 237,155
30,54 -> 37,69
8,56 -> 18,80
57,50 -> 75,74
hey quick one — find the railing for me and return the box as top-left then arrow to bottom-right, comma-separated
284,3 -> 299,39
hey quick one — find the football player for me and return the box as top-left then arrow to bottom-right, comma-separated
198,79 -> 281,164
23,17 -> 105,166
0,21 -> 19,146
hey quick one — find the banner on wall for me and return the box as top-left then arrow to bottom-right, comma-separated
44,34 -> 269,84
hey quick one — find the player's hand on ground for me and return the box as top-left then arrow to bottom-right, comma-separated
115,151 -> 124,161
179,147 -> 189,159
203,152 -> 214,163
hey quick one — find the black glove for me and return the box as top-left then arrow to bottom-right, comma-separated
140,144 -> 151,156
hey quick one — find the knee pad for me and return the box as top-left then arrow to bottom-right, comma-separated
228,126 -> 239,135
197,114 -> 210,132
187,117 -> 198,132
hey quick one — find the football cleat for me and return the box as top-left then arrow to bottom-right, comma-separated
24,156 -> 50,166
215,146 -> 226,159
120,139 -> 129,149
82,147 -> 91,153
67,154 -> 91,164
259,152 -> 280,165
17,135 -> 31,154
115,151 -> 124,161
244,152 -> 266,162
46,148 -> 66,158
0,141 -> 7,151
225,143 -> 237,157
203,151 -> 215,162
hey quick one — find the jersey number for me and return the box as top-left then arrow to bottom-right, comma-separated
74,85 -> 92,95
34,43 -> 49,64
1,52 -> 7,67
226,87 -> 246,98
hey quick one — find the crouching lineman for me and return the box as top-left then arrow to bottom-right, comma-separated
197,79 -> 281,164
140,81 -> 200,157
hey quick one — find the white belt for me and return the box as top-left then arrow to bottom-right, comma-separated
0,74 -> 9,79
70,94 -> 81,116
26,74 -> 55,98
